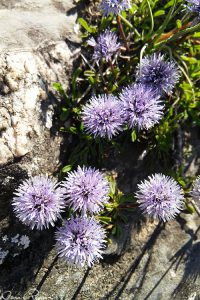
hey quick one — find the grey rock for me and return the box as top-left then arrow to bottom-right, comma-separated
1,1 -> 200,300
0,0 -> 81,294
0,0 -> 81,168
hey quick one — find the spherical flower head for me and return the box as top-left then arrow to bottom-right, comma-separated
88,29 -> 120,63
135,174 -> 184,221
100,0 -> 131,16
191,176 -> 200,203
62,166 -> 110,215
55,217 -> 106,267
82,94 -> 125,139
119,83 -> 164,130
12,176 -> 66,230
136,53 -> 180,95
186,0 -> 200,20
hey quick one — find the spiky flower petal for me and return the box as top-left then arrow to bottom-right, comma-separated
62,166 -> 109,215
191,176 -> 200,202
100,0 -> 131,16
120,83 -> 164,130
88,29 -> 120,63
135,174 -> 184,221
136,53 -> 180,95
82,94 -> 124,139
55,217 -> 106,267
12,176 -> 66,230
186,0 -> 200,20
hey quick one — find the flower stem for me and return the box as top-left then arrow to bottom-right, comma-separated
158,22 -> 191,42
108,59 -> 115,73
189,199 -> 200,217
145,0 -> 154,40
153,0 -> 177,43
155,22 -> 200,47
118,203 -> 138,209
119,14 -> 141,38
116,15 -> 130,52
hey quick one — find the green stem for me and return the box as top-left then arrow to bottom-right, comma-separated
139,44 -> 148,74
153,0 -> 177,43
145,0 -> 154,40
160,45 -> 173,60
189,199 -> 200,217
108,59 -> 115,74
119,14 -> 141,38
155,22 -> 200,47
174,53 -> 196,100
172,5 -> 184,19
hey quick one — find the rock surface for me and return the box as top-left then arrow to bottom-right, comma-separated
1,1 -> 200,300
2,213 -> 200,300
0,0 -> 81,296
0,0 -> 80,167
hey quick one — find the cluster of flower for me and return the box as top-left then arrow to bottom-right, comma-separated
99,0 -> 200,19
82,0 -> 200,141
12,167 -> 109,267
10,0 -> 200,268
84,31 -> 180,139
12,172 -> 200,266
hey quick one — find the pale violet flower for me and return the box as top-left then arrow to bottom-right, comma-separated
136,53 -> 180,95
82,94 -> 125,139
100,0 -> 131,16
12,176 -> 66,230
88,29 -> 120,64
55,217 -> 106,267
62,166 -> 110,215
135,173 -> 184,221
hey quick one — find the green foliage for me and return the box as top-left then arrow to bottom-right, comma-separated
53,0 -> 200,229
99,174 -> 137,235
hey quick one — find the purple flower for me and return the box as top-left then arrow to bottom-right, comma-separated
12,176 -> 66,230
186,0 -> 200,20
136,53 -> 180,95
55,217 -> 106,267
62,166 -> 109,215
82,94 -> 124,139
88,29 -> 120,63
135,174 -> 184,221
100,0 -> 131,16
119,83 -> 164,130
191,176 -> 200,202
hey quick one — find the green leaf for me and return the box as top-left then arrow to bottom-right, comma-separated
88,76 -> 95,85
69,126 -> 78,135
72,68 -> 82,100
176,19 -> 182,29
164,0 -> 175,9
52,83 -> 68,101
98,216 -> 112,224
60,107 -> 69,121
84,70 -> 96,77
154,10 -> 165,17
52,82 -> 64,94
193,32 -> 200,38
78,18 -> 96,33
185,202 -> 195,214
62,165 -> 72,173
131,130 -> 137,142
181,55 -> 198,64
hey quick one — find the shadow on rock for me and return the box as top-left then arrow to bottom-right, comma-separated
172,240 -> 200,299
0,163 -> 28,222
101,222 -> 164,300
